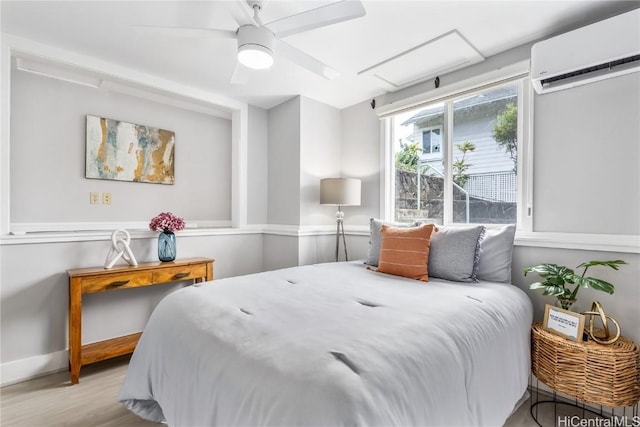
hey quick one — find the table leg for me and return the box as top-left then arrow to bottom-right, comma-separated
69,278 -> 82,384
205,261 -> 214,281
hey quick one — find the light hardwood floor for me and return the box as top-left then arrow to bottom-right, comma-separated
1,356 -> 546,426
1,356 -> 156,427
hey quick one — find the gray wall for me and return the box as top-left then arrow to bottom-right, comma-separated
341,100 -> 381,227
247,105 -> 268,225
263,95 -> 349,270
267,96 -> 345,228
267,97 -> 301,226
512,247 -> 639,345
299,96 -> 342,226
10,70 -> 232,224
1,68 -> 266,384
533,72 -> 640,235
526,74 -> 640,342
0,234 -> 264,363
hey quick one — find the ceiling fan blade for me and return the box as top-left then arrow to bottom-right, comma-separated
227,0 -> 258,27
275,39 -> 340,80
266,0 -> 365,38
230,62 -> 250,85
134,25 -> 236,40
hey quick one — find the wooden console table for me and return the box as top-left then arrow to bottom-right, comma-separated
67,257 -> 214,384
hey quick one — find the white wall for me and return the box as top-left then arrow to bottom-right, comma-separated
10,70 -> 232,225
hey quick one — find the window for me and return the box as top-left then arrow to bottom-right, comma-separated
391,79 -> 526,226
421,126 -> 442,154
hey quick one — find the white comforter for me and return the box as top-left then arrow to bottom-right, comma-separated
119,261 -> 533,426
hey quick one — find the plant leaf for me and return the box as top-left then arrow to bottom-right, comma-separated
530,282 -> 565,296
576,260 -> 627,271
524,264 -> 574,279
543,286 -> 565,296
548,276 -> 567,287
574,277 -> 615,294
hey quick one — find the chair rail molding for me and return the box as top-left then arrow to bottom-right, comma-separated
514,231 -> 639,254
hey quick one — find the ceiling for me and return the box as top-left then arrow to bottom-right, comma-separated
1,1 -> 637,110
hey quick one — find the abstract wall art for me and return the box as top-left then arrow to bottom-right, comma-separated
85,115 -> 175,184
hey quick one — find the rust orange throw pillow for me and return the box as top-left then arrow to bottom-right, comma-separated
376,223 -> 436,281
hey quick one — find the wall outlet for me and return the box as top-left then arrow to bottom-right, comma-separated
102,193 -> 112,205
90,192 -> 100,204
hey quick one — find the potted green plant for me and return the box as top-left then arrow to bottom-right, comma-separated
524,260 -> 627,310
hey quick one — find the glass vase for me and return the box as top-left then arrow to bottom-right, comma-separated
158,230 -> 176,262
555,297 -> 576,311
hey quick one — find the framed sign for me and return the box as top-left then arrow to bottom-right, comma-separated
543,304 -> 585,342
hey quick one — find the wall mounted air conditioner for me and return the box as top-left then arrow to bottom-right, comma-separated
531,8 -> 640,94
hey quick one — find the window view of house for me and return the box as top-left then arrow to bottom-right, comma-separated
393,82 -> 519,225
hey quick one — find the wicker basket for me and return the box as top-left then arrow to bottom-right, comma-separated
531,322 -> 640,407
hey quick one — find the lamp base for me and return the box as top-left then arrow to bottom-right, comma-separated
335,206 -> 348,262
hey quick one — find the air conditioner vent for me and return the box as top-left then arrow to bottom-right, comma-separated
541,54 -> 640,87
541,55 -> 640,87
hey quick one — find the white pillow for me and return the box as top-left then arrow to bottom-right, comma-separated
476,224 -> 516,283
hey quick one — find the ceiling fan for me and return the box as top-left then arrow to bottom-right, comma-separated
138,0 -> 366,84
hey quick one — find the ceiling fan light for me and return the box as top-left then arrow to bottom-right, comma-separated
238,44 -> 273,69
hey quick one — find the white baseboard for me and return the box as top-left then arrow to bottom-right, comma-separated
1,350 -> 68,387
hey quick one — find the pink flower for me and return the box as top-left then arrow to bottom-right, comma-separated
149,212 -> 185,233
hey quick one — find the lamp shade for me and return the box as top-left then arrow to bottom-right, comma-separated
320,178 -> 361,206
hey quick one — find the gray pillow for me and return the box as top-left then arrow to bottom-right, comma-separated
476,224 -> 516,283
366,218 -> 419,267
428,225 -> 485,282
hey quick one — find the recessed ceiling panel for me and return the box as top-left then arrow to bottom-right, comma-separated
359,30 -> 485,89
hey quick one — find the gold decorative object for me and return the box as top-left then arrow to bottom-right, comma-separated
582,301 -> 621,345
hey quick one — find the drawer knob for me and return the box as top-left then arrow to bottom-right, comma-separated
110,280 -> 130,287
173,272 -> 190,280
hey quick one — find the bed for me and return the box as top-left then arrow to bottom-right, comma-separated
119,260 -> 533,426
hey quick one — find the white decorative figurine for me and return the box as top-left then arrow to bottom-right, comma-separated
104,229 -> 138,269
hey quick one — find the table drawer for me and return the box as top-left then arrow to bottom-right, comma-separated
153,264 -> 207,283
82,271 -> 153,294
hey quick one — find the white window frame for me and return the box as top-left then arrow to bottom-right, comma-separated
378,62 -> 637,253
382,76 -> 533,231
419,125 -> 443,156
